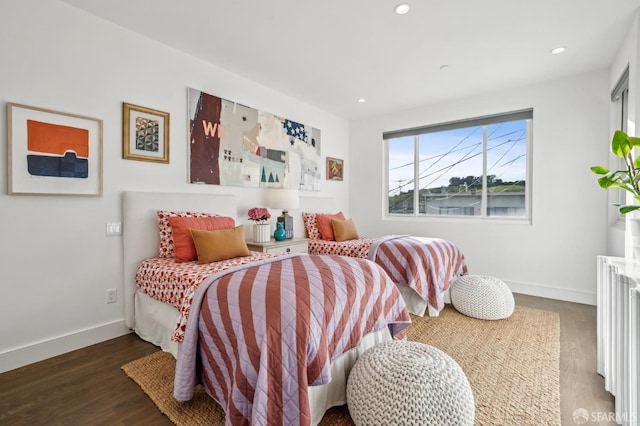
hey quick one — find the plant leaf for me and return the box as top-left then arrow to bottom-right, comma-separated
591,166 -> 609,174
630,135 -> 640,148
598,175 -> 629,190
597,176 -> 614,189
620,205 -> 640,214
612,130 -> 632,158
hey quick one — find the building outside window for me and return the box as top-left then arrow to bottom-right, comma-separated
385,109 -> 532,220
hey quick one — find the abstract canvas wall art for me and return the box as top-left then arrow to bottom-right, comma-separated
7,103 -> 103,196
188,88 -> 321,190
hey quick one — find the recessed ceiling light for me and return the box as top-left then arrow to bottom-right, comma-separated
394,4 -> 410,15
357,98 -> 367,103
551,46 -> 566,55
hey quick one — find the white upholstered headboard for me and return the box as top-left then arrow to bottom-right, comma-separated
122,191 -> 237,329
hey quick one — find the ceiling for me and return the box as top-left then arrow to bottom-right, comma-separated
61,0 -> 640,120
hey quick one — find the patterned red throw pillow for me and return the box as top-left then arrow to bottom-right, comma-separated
302,212 -> 321,240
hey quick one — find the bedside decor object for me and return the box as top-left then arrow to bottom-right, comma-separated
252,223 -> 270,243
7,102 -> 103,196
248,207 -> 271,243
123,102 -> 170,163
267,189 -> 300,239
274,222 -> 286,241
326,157 -> 344,181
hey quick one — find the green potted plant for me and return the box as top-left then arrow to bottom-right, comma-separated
591,130 -> 640,214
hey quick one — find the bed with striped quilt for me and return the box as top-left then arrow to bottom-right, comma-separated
174,253 -> 410,426
368,236 -> 468,313
309,236 -> 467,316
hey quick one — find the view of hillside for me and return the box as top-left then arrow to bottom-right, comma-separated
389,175 -> 526,215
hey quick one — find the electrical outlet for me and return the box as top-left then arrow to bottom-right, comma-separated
106,288 -> 117,304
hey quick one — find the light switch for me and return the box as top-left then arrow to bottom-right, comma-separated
106,222 -> 122,236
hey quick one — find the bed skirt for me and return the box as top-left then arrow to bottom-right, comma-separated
133,291 -> 392,425
397,284 -> 451,317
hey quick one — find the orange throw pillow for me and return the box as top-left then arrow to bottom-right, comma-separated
168,216 -> 235,262
190,226 -> 251,263
316,212 -> 345,240
331,219 -> 360,242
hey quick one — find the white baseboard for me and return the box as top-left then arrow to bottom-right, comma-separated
505,279 -> 596,306
0,320 -> 131,374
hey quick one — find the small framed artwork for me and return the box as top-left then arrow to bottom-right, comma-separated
7,103 -> 103,196
326,157 -> 344,181
122,102 -> 169,163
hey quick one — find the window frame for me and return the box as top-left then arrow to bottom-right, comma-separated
383,109 -> 533,223
611,66 -> 629,223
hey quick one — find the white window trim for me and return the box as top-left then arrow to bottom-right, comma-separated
383,111 -> 533,224
611,65 -> 629,226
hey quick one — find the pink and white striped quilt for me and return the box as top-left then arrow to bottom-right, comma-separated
174,254 -> 410,426
368,236 -> 468,312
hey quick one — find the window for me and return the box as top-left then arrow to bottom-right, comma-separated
385,109 -> 532,220
611,66 -> 629,219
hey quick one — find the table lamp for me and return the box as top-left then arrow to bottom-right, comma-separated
267,189 -> 300,239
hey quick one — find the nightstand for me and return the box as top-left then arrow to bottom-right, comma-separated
246,237 -> 308,254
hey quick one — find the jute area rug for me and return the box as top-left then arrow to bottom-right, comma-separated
122,305 -> 560,425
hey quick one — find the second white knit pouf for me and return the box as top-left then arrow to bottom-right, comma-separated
346,340 -> 475,426
450,274 -> 514,320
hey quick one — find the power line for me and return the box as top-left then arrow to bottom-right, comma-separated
418,137 -> 524,189
388,127 -> 527,194
388,127 -> 522,172
389,126 -> 481,171
487,135 -> 524,173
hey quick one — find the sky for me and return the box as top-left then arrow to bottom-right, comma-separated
388,120 -> 527,196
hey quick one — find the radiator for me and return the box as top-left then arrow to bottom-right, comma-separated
631,286 -> 639,426
597,256 -> 639,426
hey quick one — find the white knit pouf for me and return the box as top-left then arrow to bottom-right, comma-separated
450,274 -> 514,320
346,340 -> 475,426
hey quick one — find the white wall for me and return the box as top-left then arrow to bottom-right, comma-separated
0,0 -> 349,372
350,71 -> 610,305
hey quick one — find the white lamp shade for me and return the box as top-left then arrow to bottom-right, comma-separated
267,189 -> 300,210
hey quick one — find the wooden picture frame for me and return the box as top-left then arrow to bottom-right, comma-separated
7,102 -> 103,196
326,157 -> 344,181
122,102 -> 169,163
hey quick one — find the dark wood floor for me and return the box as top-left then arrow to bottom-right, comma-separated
514,294 -> 615,426
0,294 -> 615,425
